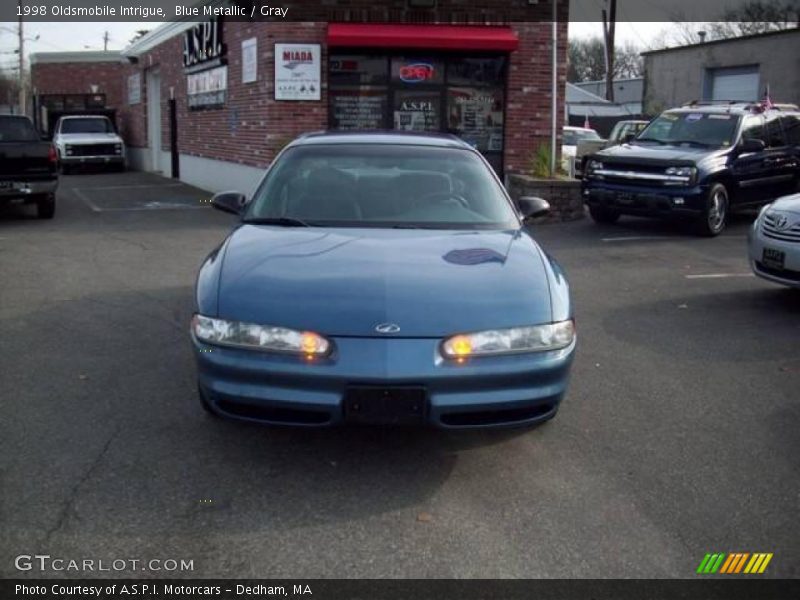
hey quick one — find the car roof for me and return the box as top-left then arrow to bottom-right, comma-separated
667,104 -> 799,116
288,130 -> 475,149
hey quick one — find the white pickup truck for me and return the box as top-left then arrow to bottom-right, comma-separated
53,115 -> 125,174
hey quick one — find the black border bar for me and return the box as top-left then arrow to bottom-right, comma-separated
3,579 -> 800,600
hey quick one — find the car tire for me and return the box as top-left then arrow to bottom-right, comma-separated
695,183 -> 728,237
589,205 -> 621,224
35,193 -> 55,219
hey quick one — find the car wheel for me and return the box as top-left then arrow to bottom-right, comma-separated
695,183 -> 728,237
35,193 -> 55,219
589,205 -> 621,224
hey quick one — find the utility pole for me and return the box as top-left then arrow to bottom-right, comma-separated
18,0 -> 24,115
601,0 -> 616,103
103,30 -> 109,51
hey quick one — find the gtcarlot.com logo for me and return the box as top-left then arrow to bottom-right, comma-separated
696,552 -> 773,574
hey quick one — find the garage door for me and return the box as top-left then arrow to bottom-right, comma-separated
709,66 -> 759,102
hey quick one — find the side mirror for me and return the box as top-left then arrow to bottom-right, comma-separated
517,196 -> 551,220
740,138 -> 766,153
211,191 -> 247,215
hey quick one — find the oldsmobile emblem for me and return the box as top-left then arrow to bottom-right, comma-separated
375,323 -> 401,334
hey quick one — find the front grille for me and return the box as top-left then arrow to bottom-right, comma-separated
217,399 -> 331,425
67,143 -> 117,157
762,213 -> 800,243
592,162 -> 681,187
440,403 -> 554,427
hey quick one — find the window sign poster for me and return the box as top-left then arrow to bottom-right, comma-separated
187,65 -> 228,109
275,43 -> 321,101
242,38 -> 257,84
127,73 -> 141,105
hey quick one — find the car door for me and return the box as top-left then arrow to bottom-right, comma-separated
780,114 -> 800,186
763,112 -> 794,198
731,114 -> 769,205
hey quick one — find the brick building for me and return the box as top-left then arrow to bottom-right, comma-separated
30,2 -> 568,193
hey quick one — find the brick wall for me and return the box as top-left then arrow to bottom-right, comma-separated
31,60 -> 126,108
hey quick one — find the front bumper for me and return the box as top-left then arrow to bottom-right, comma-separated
748,223 -> 800,288
61,155 -> 124,165
0,178 -> 58,201
583,181 -> 706,217
192,335 -> 575,429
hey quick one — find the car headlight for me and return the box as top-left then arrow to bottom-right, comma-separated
440,320 -> 575,359
114,144 -> 122,154
191,314 -> 331,357
65,146 -> 73,155
665,166 -> 697,179
587,160 -> 603,173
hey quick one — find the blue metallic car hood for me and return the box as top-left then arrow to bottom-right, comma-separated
216,225 -> 553,337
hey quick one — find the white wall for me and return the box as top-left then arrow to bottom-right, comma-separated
178,154 -> 265,197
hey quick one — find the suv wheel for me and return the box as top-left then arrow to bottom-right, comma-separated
589,205 -> 621,224
35,193 -> 55,219
695,183 -> 728,237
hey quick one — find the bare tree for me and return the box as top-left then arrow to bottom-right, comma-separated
664,0 -> 799,46
568,37 -> 643,83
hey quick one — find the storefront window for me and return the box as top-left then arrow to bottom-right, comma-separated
330,88 -> 387,130
447,57 -> 506,86
329,52 -> 506,173
391,57 -> 444,85
394,90 -> 440,132
329,55 -> 388,86
447,87 -> 504,152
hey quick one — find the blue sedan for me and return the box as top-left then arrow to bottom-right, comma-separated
191,132 -> 575,428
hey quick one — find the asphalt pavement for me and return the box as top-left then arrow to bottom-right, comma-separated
1,171 -> 798,579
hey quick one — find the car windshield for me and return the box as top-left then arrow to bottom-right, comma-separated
245,144 -> 519,229
61,118 -> 113,134
563,129 -> 601,145
635,111 -> 740,147
0,116 -> 39,142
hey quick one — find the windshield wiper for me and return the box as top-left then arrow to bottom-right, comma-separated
634,137 -> 666,144
242,216 -> 311,227
670,140 -> 710,147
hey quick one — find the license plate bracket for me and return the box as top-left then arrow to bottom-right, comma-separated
344,387 -> 427,425
762,247 -> 785,270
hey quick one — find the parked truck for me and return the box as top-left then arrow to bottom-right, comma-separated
0,114 -> 58,219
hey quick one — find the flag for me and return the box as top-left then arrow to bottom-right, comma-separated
762,84 -> 773,110
584,113 -> 591,129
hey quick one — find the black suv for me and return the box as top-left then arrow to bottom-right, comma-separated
582,102 -> 800,235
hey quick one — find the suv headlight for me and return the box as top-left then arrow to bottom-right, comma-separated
441,320 -> 575,359
65,145 -> 73,155
191,314 -> 332,357
114,144 -> 122,154
664,166 -> 697,183
587,160 -> 603,172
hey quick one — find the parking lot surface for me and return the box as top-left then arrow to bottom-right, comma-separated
1,171 -> 798,578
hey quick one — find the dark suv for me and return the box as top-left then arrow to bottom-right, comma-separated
582,102 -> 800,235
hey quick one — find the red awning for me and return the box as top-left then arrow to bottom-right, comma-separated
327,24 -> 519,52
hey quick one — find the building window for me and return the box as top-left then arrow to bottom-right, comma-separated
328,51 -> 507,173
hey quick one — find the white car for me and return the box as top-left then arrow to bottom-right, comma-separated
562,126 -> 602,174
748,193 -> 800,288
53,115 -> 125,174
